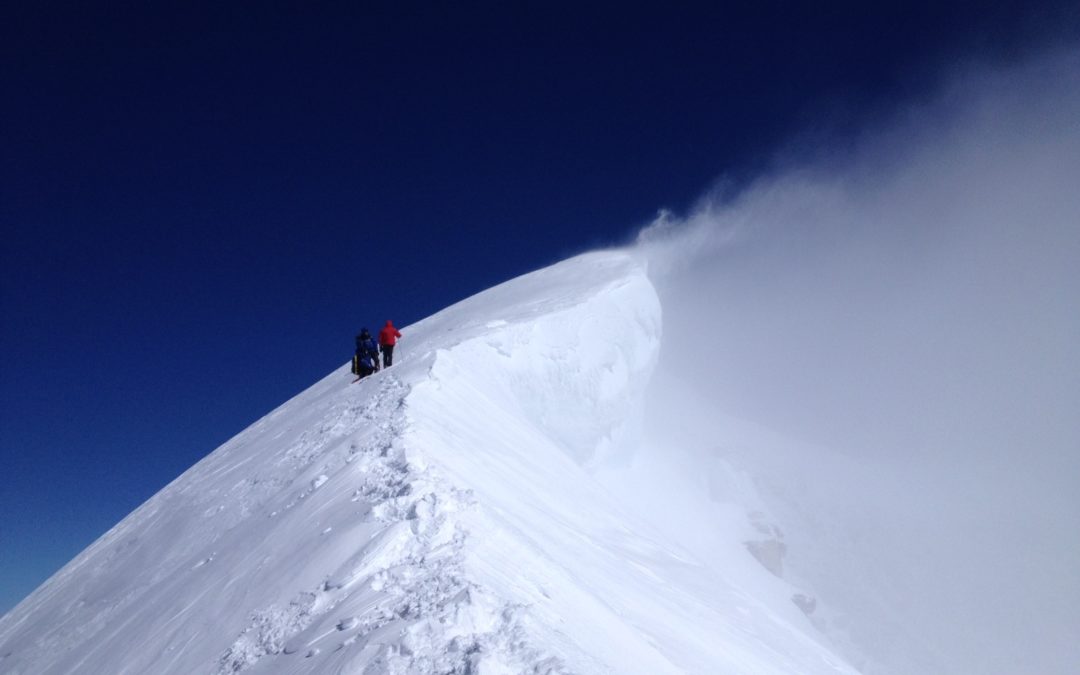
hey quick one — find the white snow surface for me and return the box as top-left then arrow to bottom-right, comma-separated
0,251 -> 857,674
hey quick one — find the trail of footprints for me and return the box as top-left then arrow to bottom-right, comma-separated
217,376 -> 567,674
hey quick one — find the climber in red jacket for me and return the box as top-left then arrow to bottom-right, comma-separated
379,320 -> 402,367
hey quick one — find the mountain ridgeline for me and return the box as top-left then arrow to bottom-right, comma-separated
0,251 -> 856,674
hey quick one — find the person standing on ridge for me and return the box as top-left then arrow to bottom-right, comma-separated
379,320 -> 402,367
353,328 -> 380,381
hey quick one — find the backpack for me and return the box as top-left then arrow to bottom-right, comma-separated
354,336 -> 379,373
362,338 -> 379,366
353,333 -> 371,374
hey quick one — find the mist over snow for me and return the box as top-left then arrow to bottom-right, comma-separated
0,253 -> 860,674
2,39 -> 1077,675
630,45 -> 1080,674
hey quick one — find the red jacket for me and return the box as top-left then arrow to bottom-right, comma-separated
379,321 -> 402,346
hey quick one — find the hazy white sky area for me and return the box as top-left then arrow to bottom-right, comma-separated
636,45 -> 1080,674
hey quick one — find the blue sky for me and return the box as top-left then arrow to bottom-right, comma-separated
1,1 -> 1075,615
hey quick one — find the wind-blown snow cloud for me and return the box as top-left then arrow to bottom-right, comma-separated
634,46 -> 1080,674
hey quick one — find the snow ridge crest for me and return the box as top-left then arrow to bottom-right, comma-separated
211,254 -> 661,673
1,252 -> 855,674
213,371 -> 573,674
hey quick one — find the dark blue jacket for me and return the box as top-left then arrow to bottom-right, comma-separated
356,336 -> 379,368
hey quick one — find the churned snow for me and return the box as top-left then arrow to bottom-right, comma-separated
0,251 -> 857,674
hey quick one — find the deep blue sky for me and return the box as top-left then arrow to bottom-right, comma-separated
1,1 -> 1074,614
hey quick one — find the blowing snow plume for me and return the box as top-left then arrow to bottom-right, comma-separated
2,41 -> 1076,675
633,46 -> 1080,674
0,251 -> 860,674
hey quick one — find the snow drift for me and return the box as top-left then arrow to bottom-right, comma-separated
630,45 -> 1080,675
5,47 -> 1079,675
0,251 -> 856,674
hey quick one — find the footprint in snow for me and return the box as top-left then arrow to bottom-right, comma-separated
192,554 -> 215,569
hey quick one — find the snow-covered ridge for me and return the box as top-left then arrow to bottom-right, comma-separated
0,251 -> 854,674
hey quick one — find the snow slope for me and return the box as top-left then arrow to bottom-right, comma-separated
0,251 -> 856,674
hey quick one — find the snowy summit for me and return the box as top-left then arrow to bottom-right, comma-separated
0,251 -> 856,674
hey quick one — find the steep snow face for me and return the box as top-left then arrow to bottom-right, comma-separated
0,251 -> 855,674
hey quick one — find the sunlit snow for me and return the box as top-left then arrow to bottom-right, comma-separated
0,252 -> 857,674
3,46 -> 1078,675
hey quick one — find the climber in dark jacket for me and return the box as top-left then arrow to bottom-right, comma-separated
379,320 -> 402,367
353,328 -> 381,380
